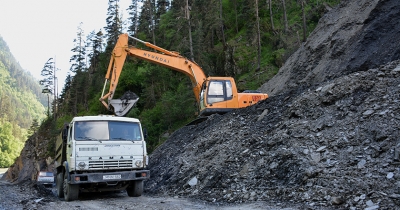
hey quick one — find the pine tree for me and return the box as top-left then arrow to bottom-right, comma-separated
127,0 -> 141,37
86,30 -> 104,74
28,119 -> 39,136
68,24 -> 88,115
70,23 -> 86,73
39,58 -> 55,94
104,0 -> 123,52
138,0 -> 156,42
39,58 -> 55,117
57,73 -> 72,117
156,0 -> 169,20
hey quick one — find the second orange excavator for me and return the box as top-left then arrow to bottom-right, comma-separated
100,33 -> 268,118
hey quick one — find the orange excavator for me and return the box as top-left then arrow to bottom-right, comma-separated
100,33 -> 268,118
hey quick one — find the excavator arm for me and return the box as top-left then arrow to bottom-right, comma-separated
100,33 -> 207,116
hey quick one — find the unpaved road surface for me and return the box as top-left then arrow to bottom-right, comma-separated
0,171 -> 298,210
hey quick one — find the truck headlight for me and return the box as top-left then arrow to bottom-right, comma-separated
78,162 -> 86,169
135,160 -> 142,167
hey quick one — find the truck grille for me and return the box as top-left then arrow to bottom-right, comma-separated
88,160 -> 133,169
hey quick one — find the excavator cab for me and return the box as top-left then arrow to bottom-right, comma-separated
198,78 -> 237,116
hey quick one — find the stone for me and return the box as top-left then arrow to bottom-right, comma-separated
331,196 -> 344,205
188,176 -> 198,187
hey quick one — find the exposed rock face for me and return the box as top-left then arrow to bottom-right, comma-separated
259,0 -> 400,96
1,130 -> 54,183
145,0 -> 400,209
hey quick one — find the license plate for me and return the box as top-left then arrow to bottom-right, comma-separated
103,174 -> 121,180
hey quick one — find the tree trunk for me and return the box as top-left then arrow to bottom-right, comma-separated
47,94 -> 50,117
149,0 -> 156,45
53,59 -> 57,120
282,0 -> 288,33
186,0 -> 194,61
301,0 -> 307,42
234,0 -> 238,34
256,0 -> 261,70
219,0 -> 226,47
268,0 -> 275,32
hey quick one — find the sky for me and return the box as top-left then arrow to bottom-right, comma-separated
0,0 -> 132,94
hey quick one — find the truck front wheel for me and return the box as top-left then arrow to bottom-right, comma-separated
63,173 -> 79,201
56,172 -> 64,198
127,180 -> 143,197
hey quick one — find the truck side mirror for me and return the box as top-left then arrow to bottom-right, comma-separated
143,128 -> 148,139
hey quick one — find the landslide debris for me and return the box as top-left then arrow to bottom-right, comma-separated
145,0 -> 400,209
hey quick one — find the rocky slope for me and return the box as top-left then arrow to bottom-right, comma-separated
1,125 -> 54,183
144,0 -> 400,209
259,0 -> 400,96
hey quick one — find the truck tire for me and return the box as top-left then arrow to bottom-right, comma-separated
127,180 -> 143,197
63,173 -> 79,201
56,172 -> 64,198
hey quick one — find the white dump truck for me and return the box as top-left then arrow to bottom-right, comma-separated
54,115 -> 150,201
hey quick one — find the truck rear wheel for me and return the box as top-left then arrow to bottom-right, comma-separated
56,172 -> 64,198
63,173 -> 79,201
127,180 -> 143,197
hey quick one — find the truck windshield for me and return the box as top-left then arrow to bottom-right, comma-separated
74,121 -> 142,141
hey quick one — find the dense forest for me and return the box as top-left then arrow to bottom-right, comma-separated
24,0 -> 341,156
0,36 -> 47,167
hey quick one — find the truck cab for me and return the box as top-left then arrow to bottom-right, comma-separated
55,115 -> 150,201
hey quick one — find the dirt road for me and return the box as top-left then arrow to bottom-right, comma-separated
0,169 -> 299,210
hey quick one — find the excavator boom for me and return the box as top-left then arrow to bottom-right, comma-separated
100,33 -> 268,117
100,34 -> 206,116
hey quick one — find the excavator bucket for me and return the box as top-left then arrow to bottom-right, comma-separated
109,99 -> 139,116
109,91 -> 139,116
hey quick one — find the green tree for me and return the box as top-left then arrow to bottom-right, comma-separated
0,121 -> 21,167
70,23 -> 86,73
28,119 -> 40,136
104,0 -> 123,52
127,0 -> 141,37
86,30 -> 104,74
39,58 -> 55,117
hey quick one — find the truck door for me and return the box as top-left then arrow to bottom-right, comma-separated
66,123 -> 74,169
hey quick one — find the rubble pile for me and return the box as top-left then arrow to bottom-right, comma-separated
146,60 -> 400,209
145,0 -> 400,209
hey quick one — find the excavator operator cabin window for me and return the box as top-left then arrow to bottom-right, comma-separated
226,81 -> 233,100
208,80 -> 232,104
